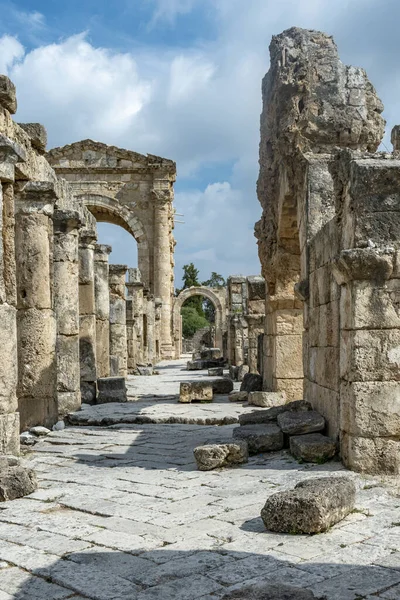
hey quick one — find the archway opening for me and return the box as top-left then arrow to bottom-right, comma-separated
180,294 -> 216,354
96,223 -> 138,278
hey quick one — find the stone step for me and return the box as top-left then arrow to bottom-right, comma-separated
233,424 -> 284,454
239,400 -> 312,426
193,441 -> 248,471
277,409 -> 325,435
290,433 -> 337,463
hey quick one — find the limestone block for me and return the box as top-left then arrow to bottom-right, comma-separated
81,381 -> 96,404
248,391 -> 286,408
308,346 -> 339,391
340,380 -> 400,437
340,329 -> 400,382
342,432 -> 400,475
200,348 -> 222,360
238,364 -> 250,381
0,304 -> 18,414
272,377 -> 304,402
229,391 -> 248,402
179,382 -> 213,403
332,248 -> 393,285
16,213 -> 51,309
187,360 -> 204,371
57,391 -> 81,418
193,441 -> 248,471
261,477 -> 356,534
97,377 -> 127,404
79,315 -> 96,381
239,400 -> 312,426
240,373 -> 263,392
304,380 -> 339,438
0,466 -> 37,501
275,310 -> 303,335
233,424 -> 283,454
0,413 -> 19,455
208,367 -> 223,376
79,282 -> 96,315
290,433 -> 336,463
309,302 -> 339,348
53,228 -> 79,263
56,335 -> 80,392
79,245 -> 94,284
210,378 -> 234,394
277,410 -> 325,435
109,297 -> 126,324
340,280 -> 400,330
0,75 -> 17,113
96,320 -> 110,379
54,261 -> 79,335
275,334 -> 303,379
18,123 -> 47,153
221,584 -> 319,600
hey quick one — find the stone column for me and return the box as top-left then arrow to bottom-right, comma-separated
144,291 -> 156,364
155,297 -> 162,362
0,133 -> 25,453
15,182 -> 57,429
94,244 -> 111,378
53,209 -> 81,418
79,230 -> 97,403
109,264 -> 128,377
152,186 -> 174,358
126,268 -> 144,371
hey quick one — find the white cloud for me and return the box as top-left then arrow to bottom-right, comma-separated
14,9 -> 45,29
148,0 -> 198,26
0,35 -> 24,73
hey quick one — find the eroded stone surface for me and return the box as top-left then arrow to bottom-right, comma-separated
180,381 -> 213,403
96,377 -> 127,404
0,466 -> 37,501
221,583 -> 322,600
233,424 -> 283,455
194,441 -> 248,471
248,391 -> 286,408
229,391 -> 248,403
240,374 -> 263,393
290,433 -> 337,463
277,411 -> 325,436
239,400 -> 312,426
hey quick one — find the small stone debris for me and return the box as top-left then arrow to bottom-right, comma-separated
233,423 -> 284,454
261,476 -> 356,534
290,433 -> 337,463
194,441 -> 248,471
277,410 -> 325,435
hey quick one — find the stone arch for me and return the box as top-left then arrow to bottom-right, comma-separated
173,286 -> 227,358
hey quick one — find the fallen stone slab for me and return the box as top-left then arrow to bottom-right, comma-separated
136,366 -> 153,376
210,378 -> 234,394
208,367 -> 223,376
221,583 -> 322,599
248,391 -> 286,408
97,377 -> 127,404
239,400 -> 312,426
0,466 -> 37,501
179,381 -> 213,403
200,348 -> 222,360
194,441 -> 248,471
233,424 -> 283,454
277,410 -> 325,435
187,360 -> 204,371
229,391 -> 248,402
290,433 -> 337,463
29,426 -> 51,437
261,476 -> 356,534
240,373 -> 263,392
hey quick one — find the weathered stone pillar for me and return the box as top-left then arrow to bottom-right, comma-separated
155,297 -> 162,361
153,185 -> 174,358
144,291 -> 156,364
79,230 -> 97,403
53,209 -> 81,417
15,182 -> 57,429
94,244 -> 111,378
109,264 -> 128,377
127,268 -> 145,366
0,133 -> 25,453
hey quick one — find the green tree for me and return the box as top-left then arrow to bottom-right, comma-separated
176,263 -> 204,316
202,272 -> 226,322
181,306 -> 209,338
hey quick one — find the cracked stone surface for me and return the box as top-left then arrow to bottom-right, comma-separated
1,359 -> 400,599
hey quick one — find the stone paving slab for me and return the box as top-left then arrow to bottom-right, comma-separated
1,358 -> 400,599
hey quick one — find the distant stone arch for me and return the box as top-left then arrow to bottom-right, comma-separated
173,286 -> 227,358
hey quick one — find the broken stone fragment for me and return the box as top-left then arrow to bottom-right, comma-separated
96,377 -> 127,404
179,381 -> 213,403
137,366 -> 153,376
248,391 -> 286,408
20,432 -> 38,446
240,373 -> 263,392
0,75 -> 17,114
187,360 -> 204,371
277,410 -> 325,435
261,476 -> 356,534
29,426 -> 51,437
18,123 -> 47,154
208,367 -> 223,376
0,466 -> 37,501
233,424 -> 283,454
200,348 -> 222,360
221,583 -> 322,599
237,364 -> 250,381
210,378 -> 234,394
290,433 -> 337,463
239,400 -> 312,426
52,420 -> 65,431
229,391 -> 248,402
193,441 -> 248,471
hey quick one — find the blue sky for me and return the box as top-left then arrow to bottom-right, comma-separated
1,0 -> 399,285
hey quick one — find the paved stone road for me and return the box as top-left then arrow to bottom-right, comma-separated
0,359 -> 400,599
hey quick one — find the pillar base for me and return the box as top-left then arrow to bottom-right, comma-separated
161,344 -> 175,360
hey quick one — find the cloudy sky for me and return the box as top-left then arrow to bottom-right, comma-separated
0,0 -> 398,285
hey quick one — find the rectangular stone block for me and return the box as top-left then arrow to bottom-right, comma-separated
340,328 -> 400,382
308,346 -> 339,391
97,377 -> 127,404
57,334 -> 80,393
275,333 -> 303,379
272,377 -> 303,402
275,310 -> 303,335
179,381 -> 213,403
342,432 -> 400,475
309,301 -> 339,348
340,280 -> 400,330
304,379 -> 339,439
248,391 -> 286,408
57,391 -> 81,418
79,282 -> 95,315
0,304 -> 18,414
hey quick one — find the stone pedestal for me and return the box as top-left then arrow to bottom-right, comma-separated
79,230 -> 97,403
109,264 -> 128,377
94,244 -> 111,378
15,182 -> 57,429
54,210 -> 81,417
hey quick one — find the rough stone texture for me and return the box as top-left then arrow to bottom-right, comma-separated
261,476 -> 356,534
240,373 -> 263,393
201,348 -> 222,360
0,75 -> 17,114
18,123 -> 47,154
96,377 -> 127,404
109,264 -> 128,377
229,391 -> 248,402
221,584 -> 322,600
208,367 -> 223,376
0,466 -> 37,501
179,381 -> 213,403
239,400 -> 312,426
193,441 -> 248,470
94,244 -> 111,379
277,410 -> 325,435
248,391 -> 286,408
187,360 -> 204,371
233,424 -> 284,454
211,378 -> 234,395
290,433 -> 337,463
